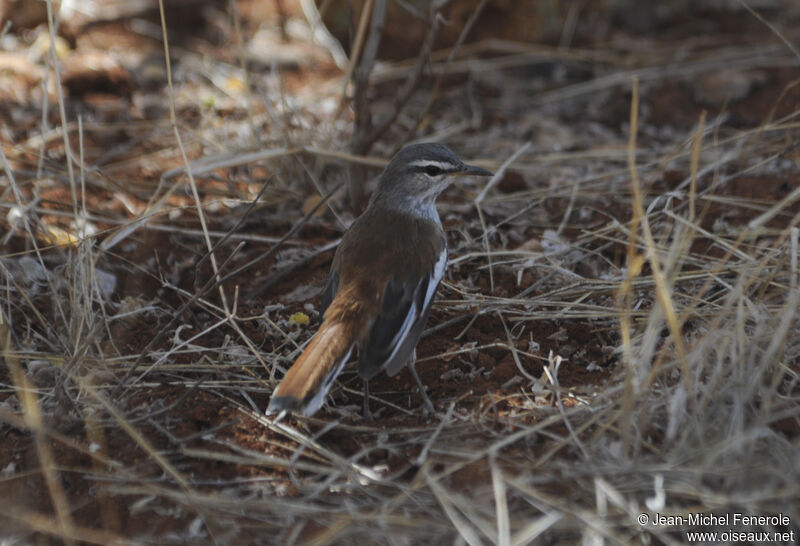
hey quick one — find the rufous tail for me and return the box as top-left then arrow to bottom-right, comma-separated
267,321 -> 354,416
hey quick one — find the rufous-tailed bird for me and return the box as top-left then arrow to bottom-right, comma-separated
267,143 -> 492,417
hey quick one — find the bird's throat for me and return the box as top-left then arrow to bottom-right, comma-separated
377,194 -> 441,224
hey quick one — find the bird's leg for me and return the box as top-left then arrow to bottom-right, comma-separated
407,349 -> 434,418
362,378 -> 373,420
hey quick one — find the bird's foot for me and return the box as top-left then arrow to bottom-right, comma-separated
408,362 -> 435,420
420,397 -> 435,421
362,402 -> 374,420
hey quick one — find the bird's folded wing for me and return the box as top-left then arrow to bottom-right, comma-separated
320,269 -> 339,317
359,248 -> 447,379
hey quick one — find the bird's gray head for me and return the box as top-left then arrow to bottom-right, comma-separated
373,143 -> 492,216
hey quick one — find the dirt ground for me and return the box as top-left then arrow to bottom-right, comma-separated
1,1 -> 799,544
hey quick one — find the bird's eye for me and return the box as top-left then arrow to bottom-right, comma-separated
424,165 -> 443,177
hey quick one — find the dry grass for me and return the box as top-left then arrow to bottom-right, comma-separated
1,0 -> 799,544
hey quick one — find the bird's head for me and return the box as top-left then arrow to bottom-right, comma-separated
374,143 -> 492,211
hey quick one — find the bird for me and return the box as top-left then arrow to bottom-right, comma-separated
267,143 -> 493,418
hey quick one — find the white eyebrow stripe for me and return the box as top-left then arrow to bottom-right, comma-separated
408,159 -> 457,171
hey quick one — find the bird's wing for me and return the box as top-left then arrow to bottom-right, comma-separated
358,248 -> 447,380
319,268 -> 339,318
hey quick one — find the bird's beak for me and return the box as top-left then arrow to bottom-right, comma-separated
456,163 -> 493,177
